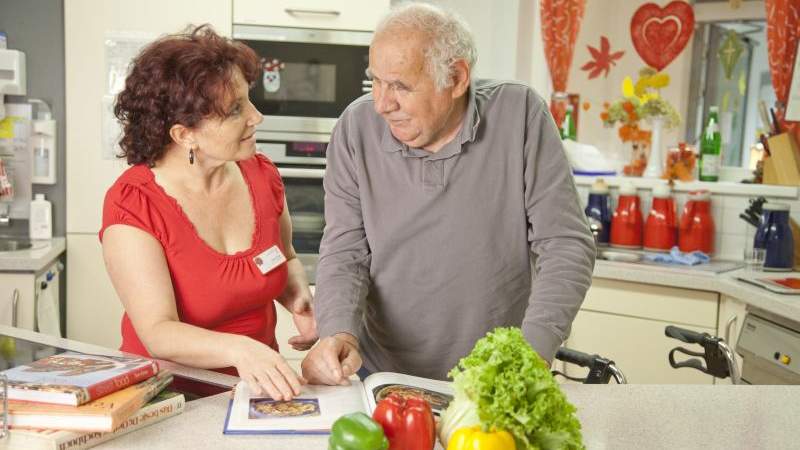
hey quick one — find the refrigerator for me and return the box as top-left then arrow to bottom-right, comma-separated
65,0 -> 232,347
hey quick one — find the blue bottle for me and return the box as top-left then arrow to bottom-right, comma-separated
585,179 -> 611,245
759,203 -> 794,271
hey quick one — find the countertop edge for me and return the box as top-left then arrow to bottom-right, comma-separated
0,237 -> 66,272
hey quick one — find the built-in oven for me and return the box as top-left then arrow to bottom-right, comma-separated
234,25 -> 372,135
257,133 -> 327,283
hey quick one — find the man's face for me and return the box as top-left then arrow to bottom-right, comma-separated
368,32 -> 457,150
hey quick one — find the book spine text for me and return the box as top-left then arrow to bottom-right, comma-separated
85,362 -> 159,402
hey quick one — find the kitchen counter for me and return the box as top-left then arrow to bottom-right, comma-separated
3,318 -> 800,449
0,236 -> 65,272
96,384 -> 800,450
594,259 -> 800,323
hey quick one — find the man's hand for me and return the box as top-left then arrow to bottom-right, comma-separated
301,333 -> 362,385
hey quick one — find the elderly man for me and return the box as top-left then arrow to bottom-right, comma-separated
301,2 -> 595,383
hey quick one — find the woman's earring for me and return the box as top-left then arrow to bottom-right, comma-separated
189,148 -> 195,165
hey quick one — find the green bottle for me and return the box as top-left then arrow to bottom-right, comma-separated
561,104 -> 577,140
699,106 -> 721,182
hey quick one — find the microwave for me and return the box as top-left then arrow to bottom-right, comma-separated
234,25 -> 373,135
256,133 -> 327,282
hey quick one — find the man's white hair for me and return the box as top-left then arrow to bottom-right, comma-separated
374,2 -> 477,90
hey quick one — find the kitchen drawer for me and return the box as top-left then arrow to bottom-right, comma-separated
583,278 -> 719,328
234,0 -> 389,31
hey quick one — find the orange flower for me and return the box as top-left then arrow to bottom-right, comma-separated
622,101 -> 635,114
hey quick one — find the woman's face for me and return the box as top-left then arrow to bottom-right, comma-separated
193,67 -> 263,163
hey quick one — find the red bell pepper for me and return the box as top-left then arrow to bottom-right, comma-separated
372,393 -> 435,450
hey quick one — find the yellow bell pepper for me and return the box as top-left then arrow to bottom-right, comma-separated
446,426 -> 516,450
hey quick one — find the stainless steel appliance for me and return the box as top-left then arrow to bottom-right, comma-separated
234,25 -> 372,135
257,134 -> 327,283
736,307 -> 800,384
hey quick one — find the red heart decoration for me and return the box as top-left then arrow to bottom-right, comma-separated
630,1 -> 695,71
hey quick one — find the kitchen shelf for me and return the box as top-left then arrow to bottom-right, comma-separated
573,175 -> 799,199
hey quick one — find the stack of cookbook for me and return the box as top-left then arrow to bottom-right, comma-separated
0,352 -> 185,449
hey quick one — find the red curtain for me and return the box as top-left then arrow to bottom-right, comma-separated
540,0 -> 586,125
540,0 -> 586,93
766,0 -> 800,134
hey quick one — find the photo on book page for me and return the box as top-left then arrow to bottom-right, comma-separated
362,372 -> 454,417
371,384 -> 452,415
224,381 -> 365,435
249,398 -> 321,419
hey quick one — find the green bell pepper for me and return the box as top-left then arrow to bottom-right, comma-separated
329,412 -> 389,450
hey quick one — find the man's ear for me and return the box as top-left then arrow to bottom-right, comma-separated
169,123 -> 196,149
450,59 -> 471,99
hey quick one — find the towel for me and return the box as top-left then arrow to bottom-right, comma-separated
645,246 -> 710,266
36,285 -> 61,337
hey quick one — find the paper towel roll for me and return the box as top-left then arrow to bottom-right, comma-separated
36,285 -> 61,337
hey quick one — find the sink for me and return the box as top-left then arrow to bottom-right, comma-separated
0,238 -> 33,252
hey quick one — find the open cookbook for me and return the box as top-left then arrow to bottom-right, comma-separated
223,372 -> 453,435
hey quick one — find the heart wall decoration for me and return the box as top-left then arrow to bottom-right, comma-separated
630,1 -> 695,72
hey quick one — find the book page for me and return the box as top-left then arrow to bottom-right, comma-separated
362,372 -> 454,416
224,381 -> 367,434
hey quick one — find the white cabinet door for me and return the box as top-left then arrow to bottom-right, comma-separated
566,309 -> 717,384
563,278 -> 720,384
234,0 -> 389,31
716,295 -> 748,385
0,273 -> 36,330
66,235 -> 124,348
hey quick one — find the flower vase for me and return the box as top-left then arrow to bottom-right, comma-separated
643,116 -> 665,178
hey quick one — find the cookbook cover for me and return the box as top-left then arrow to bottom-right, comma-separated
1,351 -> 159,405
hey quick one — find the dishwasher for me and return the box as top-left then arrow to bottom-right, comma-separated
736,307 -> 800,385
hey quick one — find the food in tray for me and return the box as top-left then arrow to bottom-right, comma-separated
248,398 -> 321,419
372,384 -> 452,413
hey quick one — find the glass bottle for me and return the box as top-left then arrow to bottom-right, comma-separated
561,104 -> 577,140
699,106 -> 721,182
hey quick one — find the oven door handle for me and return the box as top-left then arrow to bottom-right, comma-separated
285,8 -> 341,17
278,167 -> 326,179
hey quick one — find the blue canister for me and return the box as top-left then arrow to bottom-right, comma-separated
756,203 -> 794,271
585,179 -> 611,245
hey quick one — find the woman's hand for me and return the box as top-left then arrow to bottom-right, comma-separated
231,336 -> 306,401
279,282 -> 319,351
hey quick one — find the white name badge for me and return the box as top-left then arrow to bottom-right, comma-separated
253,245 -> 287,275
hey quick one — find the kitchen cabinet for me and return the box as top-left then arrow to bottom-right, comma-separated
0,274 -> 34,330
715,295 -> 747,385
233,0 -> 389,31
0,262 -> 61,333
65,234 -> 123,348
565,279 -> 719,384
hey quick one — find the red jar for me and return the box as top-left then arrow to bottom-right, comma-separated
644,183 -> 677,251
610,182 -> 643,248
678,190 -> 715,254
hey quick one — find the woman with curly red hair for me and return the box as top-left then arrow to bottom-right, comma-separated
100,25 -> 316,401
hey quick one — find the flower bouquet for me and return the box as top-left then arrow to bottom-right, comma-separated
601,68 -> 681,176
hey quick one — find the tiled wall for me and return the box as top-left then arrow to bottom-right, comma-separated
574,184 -> 800,261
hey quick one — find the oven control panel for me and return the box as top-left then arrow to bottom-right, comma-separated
737,313 -> 800,382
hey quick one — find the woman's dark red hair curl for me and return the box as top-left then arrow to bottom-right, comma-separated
114,24 -> 259,166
